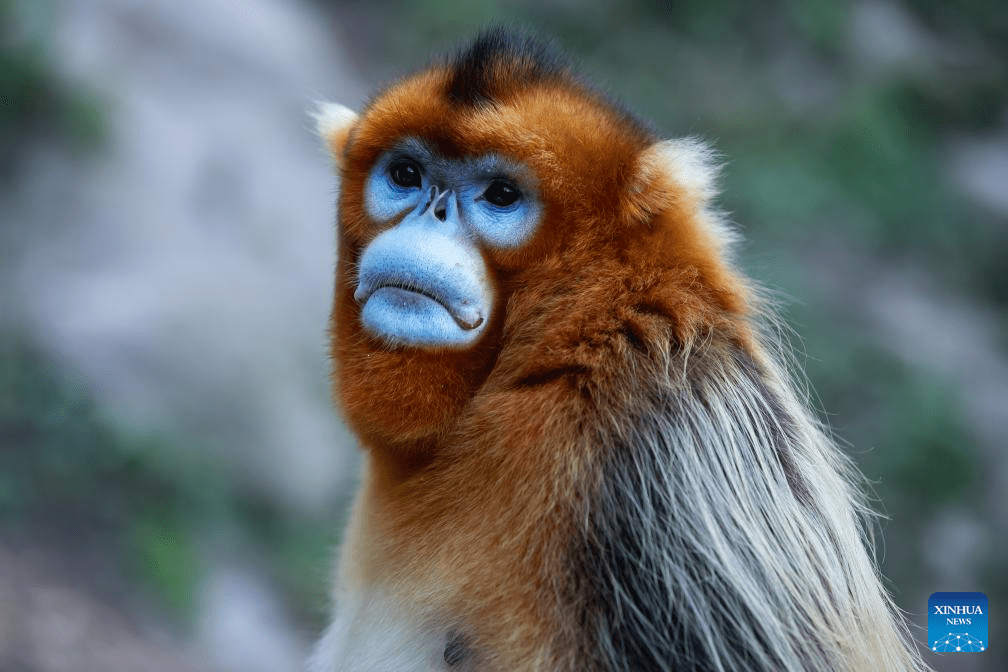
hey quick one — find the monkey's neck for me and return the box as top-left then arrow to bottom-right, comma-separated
364,435 -> 442,487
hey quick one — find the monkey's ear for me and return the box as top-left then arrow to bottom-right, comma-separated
313,102 -> 358,169
631,138 -> 720,216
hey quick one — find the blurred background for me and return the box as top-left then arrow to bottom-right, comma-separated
1,0 -> 1005,670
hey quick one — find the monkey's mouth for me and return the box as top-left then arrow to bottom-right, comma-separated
352,230 -> 494,350
356,282 -> 484,331
352,272 -> 491,350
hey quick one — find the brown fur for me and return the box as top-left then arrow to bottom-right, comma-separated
329,54 -> 748,668
317,30 -> 922,672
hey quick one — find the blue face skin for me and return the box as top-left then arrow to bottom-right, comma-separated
356,138 -> 543,350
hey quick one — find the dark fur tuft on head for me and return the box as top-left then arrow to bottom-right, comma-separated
445,27 -> 569,106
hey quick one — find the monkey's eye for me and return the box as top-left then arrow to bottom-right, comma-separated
483,180 -> 520,208
389,160 -> 422,189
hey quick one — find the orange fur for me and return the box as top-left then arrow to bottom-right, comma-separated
333,68 -> 748,443
313,31 -> 926,672
323,45 -> 752,669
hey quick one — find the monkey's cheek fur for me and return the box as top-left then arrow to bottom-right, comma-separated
358,287 -> 488,348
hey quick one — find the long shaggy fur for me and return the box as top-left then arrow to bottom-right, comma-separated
562,337 -> 914,671
313,28 -> 927,672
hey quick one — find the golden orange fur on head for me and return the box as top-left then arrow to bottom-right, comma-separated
327,32 -> 749,467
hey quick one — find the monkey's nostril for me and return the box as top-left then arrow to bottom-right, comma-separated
429,188 -> 451,222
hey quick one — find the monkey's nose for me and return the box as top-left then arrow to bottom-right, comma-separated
431,189 -> 452,221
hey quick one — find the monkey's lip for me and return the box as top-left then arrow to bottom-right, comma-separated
354,283 -> 485,331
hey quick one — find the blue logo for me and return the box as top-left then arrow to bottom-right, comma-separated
928,592 -> 988,653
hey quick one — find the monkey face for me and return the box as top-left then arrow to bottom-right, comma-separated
354,138 -> 543,350
317,43 -> 725,448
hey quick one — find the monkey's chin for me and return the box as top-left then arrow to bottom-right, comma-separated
359,287 -> 486,350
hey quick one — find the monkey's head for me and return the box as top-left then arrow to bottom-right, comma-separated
318,30 -> 749,459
